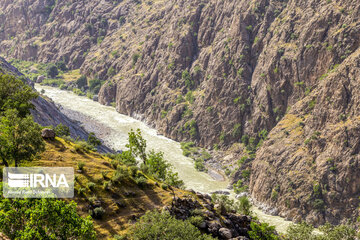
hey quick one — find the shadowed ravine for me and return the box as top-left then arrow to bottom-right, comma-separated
35,84 -> 294,233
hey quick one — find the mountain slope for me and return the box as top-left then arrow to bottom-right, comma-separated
2,0 -> 360,225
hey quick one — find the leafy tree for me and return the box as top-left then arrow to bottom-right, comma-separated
249,222 -> 280,240
89,79 -> 101,94
76,75 -> 88,88
128,210 -> 215,240
0,74 -> 38,117
285,222 -> 359,240
54,123 -> 70,137
55,61 -> 68,71
0,185 -> 96,240
47,64 -> 59,78
87,132 -> 101,147
126,129 -> 147,164
0,109 -> 45,167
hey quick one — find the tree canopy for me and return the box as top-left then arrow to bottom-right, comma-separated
0,184 -> 96,240
0,74 -> 38,117
0,109 -> 45,167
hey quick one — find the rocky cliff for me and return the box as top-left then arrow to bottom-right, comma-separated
1,0 -> 360,225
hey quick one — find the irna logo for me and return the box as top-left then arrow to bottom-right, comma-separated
3,167 -> 74,198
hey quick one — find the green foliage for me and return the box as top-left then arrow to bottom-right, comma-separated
232,123 -> 242,139
184,119 -> 198,139
211,194 -> 251,215
132,53 -> 141,65
77,161 -> 85,170
54,123 -> 70,137
0,191 -> 96,239
87,132 -> 101,147
46,64 -> 59,78
249,222 -> 279,240
87,182 -> 96,191
73,88 -> 85,96
233,179 -> 248,194
182,70 -> 194,90
185,91 -> 195,104
55,61 -> 67,71
90,207 -> 105,220
135,176 -> 148,188
76,75 -> 87,88
126,129 -> 147,163
126,129 -> 184,188
0,109 -> 45,167
0,74 -> 38,117
89,79 -> 102,94
107,67 -> 116,77
285,222 -> 359,240
128,210 -> 215,240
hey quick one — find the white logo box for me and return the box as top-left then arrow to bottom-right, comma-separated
3,167 -> 74,198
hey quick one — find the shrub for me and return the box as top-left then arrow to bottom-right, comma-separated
54,123 -> 70,137
128,211 -> 215,240
135,176 -> 148,188
87,182 -> 96,191
90,207 -> 105,219
0,195 -> 96,239
249,222 -> 279,240
161,184 -> 168,190
87,132 -> 101,147
47,64 -> 59,78
188,216 -> 204,227
77,187 -> 86,196
76,75 -> 87,88
77,161 -> 85,171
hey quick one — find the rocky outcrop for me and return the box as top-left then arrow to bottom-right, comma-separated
166,193 -> 257,239
250,50 -> 360,226
41,128 -> 56,140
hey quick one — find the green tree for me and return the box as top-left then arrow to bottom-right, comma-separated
0,186 -> 96,240
87,132 -> 101,147
76,75 -> 88,88
128,210 -> 215,240
54,123 -> 70,137
126,129 -> 147,164
0,109 -> 45,167
0,74 -> 38,117
249,222 -> 279,240
47,64 -> 59,78
55,61 -> 68,71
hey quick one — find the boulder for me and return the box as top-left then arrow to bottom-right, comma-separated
37,75 -> 45,83
41,128 -> 56,140
219,228 -> 232,239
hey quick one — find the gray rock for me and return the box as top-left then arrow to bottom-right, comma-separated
41,128 -> 56,140
219,228 -> 232,239
37,75 -> 45,83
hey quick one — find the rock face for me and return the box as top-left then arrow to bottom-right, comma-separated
41,128 -> 56,140
2,0 -> 360,225
167,194 -> 255,240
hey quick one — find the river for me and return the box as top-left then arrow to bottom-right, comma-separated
35,84 -> 294,233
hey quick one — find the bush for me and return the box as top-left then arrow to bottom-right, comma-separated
78,161 -> 85,171
76,75 -> 87,88
128,211 -> 215,240
87,182 -> 96,191
161,184 -> 168,190
87,132 -> 101,147
135,176 -> 148,188
248,222 -> 279,240
56,61 -> 67,71
0,193 -> 96,240
90,207 -> 105,219
47,64 -> 59,78
77,187 -> 86,196
54,123 -> 70,137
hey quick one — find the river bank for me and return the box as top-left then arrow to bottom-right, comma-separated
35,84 -> 294,233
